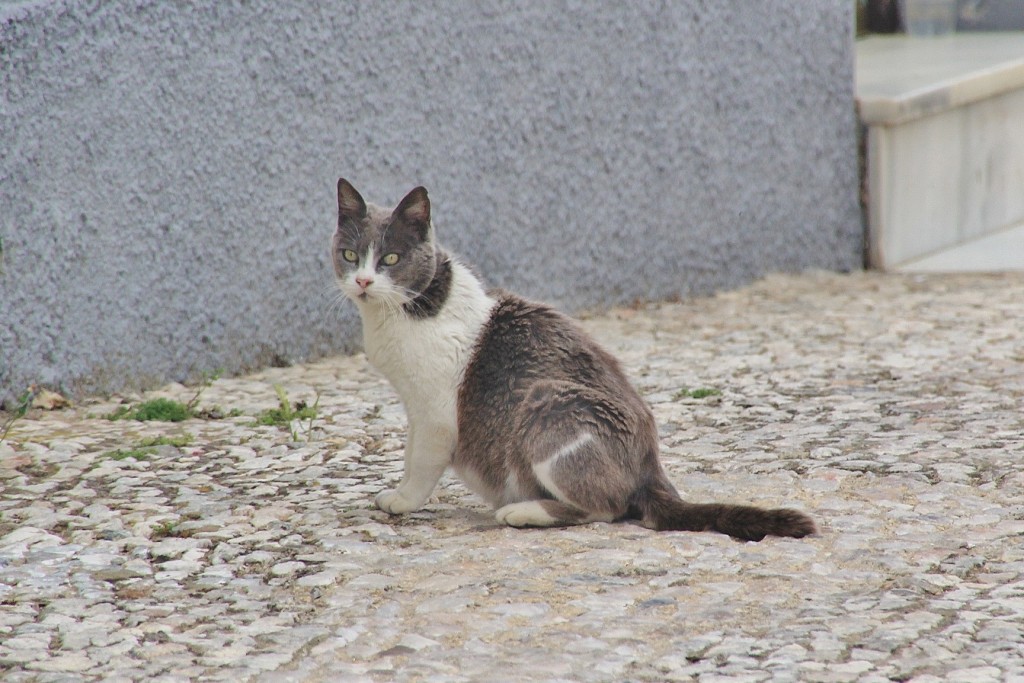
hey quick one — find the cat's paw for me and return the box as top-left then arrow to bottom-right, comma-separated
375,489 -> 420,515
495,501 -> 558,528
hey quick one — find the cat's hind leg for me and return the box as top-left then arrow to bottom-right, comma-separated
493,382 -> 643,528
493,435 -> 628,528
495,432 -> 633,528
495,499 -> 603,527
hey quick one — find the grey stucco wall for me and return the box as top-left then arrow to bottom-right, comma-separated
0,1 -> 861,403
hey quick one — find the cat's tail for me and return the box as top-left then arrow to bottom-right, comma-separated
637,479 -> 816,542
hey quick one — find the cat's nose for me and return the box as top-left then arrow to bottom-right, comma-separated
355,275 -> 374,290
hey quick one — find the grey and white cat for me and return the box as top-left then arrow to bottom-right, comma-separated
332,179 -> 815,541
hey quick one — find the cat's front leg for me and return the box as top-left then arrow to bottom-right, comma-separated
375,420 -> 454,514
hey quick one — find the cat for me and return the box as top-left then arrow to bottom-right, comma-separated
332,179 -> 815,541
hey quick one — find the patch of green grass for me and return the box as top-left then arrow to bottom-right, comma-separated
688,388 -> 721,399
132,398 -> 190,422
673,387 -> 721,401
106,398 -> 189,422
104,447 -> 155,461
0,386 -> 35,446
151,521 -> 179,539
137,434 -> 193,448
105,369 -> 225,422
101,433 -> 192,461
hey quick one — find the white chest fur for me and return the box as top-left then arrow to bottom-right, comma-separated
356,261 -> 494,427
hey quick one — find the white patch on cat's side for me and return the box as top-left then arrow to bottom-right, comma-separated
533,432 -> 594,505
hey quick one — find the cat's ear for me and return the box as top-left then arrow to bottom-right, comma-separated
337,178 -> 367,220
393,186 -> 430,231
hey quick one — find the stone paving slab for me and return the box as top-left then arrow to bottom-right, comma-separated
1,271 -> 1023,682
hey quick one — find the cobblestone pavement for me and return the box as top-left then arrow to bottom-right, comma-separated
2,271 -> 1024,683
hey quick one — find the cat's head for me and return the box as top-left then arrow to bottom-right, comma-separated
332,179 -> 439,309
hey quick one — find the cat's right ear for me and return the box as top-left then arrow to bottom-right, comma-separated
337,178 -> 367,220
393,186 -> 430,227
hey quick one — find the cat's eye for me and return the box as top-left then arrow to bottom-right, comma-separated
341,249 -> 358,263
381,253 -> 400,266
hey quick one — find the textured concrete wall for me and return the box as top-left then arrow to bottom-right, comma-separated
0,1 -> 861,403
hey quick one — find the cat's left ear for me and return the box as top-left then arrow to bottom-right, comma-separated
393,186 -> 431,238
337,178 -> 367,220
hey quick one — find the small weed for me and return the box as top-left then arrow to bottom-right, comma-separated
256,385 -> 318,426
254,410 -> 286,427
104,447 -> 155,461
303,392 -> 321,441
1,386 -> 36,446
255,385 -> 319,441
185,369 -> 222,414
193,405 -> 244,420
102,433 -> 192,461
673,387 -> 721,401
688,388 -> 721,399
151,521 -> 178,539
137,434 -> 193,448
104,405 -> 134,421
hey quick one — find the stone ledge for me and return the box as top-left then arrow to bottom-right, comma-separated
857,32 -> 1024,271
857,33 -> 1024,125
898,220 -> 1024,272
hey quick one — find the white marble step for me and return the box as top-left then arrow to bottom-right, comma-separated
857,33 -> 1024,272
857,33 -> 1024,124
897,220 -> 1024,271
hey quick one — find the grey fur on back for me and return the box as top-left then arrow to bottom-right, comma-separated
456,294 -> 660,517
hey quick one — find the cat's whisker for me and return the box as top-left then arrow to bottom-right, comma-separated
326,292 -> 352,318
321,285 -> 346,314
383,294 -> 405,319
